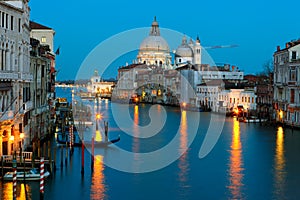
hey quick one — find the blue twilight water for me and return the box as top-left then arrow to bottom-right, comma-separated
1,87 -> 300,200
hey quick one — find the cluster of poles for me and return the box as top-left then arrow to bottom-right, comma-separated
11,155 -> 45,200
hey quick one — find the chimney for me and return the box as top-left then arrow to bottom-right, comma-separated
286,43 -> 289,49
277,46 -> 280,51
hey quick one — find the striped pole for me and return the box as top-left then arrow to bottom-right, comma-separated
40,157 -> 44,200
12,160 -> 17,200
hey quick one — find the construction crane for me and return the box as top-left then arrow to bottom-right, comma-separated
204,44 -> 239,50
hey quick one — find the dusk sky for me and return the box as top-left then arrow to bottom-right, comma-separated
29,0 -> 300,80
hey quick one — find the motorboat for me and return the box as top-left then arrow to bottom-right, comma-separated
3,168 -> 50,181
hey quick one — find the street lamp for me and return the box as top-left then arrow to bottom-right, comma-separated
20,132 -> 24,162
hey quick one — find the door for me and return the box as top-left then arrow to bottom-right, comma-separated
2,141 -> 8,155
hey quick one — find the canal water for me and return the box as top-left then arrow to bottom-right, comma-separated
1,87 -> 300,200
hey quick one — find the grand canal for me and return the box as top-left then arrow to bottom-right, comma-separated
1,87 -> 300,199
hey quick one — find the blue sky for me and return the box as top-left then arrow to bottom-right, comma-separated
29,0 -> 300,80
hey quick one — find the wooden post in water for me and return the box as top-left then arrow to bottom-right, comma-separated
53,146 -> 56,172
65,142 -> 68,166
32,142 -> 35,168
38,140 -> 41,158
60,145 -> 63,168
48,140 -> 52,173
1,157 -> 3,179
104,121 -> 108,142
43,142 -> 46,158
91,136 -> 94,172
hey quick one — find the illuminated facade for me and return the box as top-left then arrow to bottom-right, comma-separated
0,0 -> 31,156
273,39 -> 300,126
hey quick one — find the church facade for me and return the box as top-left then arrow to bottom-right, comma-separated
114,17 -> 253,112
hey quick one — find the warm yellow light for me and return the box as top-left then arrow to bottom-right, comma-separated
182,102 -> 186,107
10,136 -> 14,141
279,111 -> 283,119
135,97 -> 139,102
96,113 -> 102,120
20,133 -> 24,139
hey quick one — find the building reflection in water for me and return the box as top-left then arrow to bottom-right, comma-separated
178,110 -> 189,185
90,155 -> 106,200
273,126 -> 286,198
227,119 -> 244,199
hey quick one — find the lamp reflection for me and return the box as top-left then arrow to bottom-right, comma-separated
227,119 -> 244,199
90,155 -> 106,200
178,110 -> 189,184
273,126 -> 286,198
1,183 -> 29,200
132,105 -> 139,154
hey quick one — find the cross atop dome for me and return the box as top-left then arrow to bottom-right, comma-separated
150,16 -> 160,36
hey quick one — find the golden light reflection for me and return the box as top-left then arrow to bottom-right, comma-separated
227,119 -> 244,199
1,182 -> 29,199
90,155 -> 106,200
178,110 -> 189,184
95,130 -> 102,142
273,126 -> 286,197
133,105 -> 139,154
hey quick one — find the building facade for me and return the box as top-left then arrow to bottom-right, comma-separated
29,21 -> 56,143
273,39 -> 300,126
0,0 -> 32,156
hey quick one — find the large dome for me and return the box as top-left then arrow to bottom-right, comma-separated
140,35 -> 169,52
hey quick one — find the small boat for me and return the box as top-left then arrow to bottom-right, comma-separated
85,135 -> 121,147
56,132 -> 82,147
3,168 -> 50,181
243,117 -> 267,123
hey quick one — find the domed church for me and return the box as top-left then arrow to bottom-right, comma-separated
137,17 -> 202,69
175,35 -> 201,67
137,17 -> 172,69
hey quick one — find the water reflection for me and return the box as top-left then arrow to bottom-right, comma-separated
90,155 -> 106,200
178,110 -> 189,185
0,182 -> 30,200
132,105 -> 140,153
227,119 -> 244,199
273,126 -> 286,198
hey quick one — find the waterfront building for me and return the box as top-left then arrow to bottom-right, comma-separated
197,80 -> 257,113
273,39 -> 300,126
115,17 -> 246,110
29,34 -> 56,143
85,70 -> 114,98
0,0 -> 32,156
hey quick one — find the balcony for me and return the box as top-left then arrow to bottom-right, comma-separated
0,110 -> 14,121
19,72 -> 33,82
0,71 -> 18,80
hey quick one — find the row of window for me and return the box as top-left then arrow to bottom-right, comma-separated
0,11 -> 21,32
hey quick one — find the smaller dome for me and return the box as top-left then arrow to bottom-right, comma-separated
175,36 -> 193,57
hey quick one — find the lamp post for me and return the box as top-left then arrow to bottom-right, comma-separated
20,132 -> 24,162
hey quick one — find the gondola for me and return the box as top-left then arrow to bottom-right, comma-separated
56,132 -> 82,147
84,135 -> 120,147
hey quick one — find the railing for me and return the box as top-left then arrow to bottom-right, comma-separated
19,72 -> 33,82
1,152 -> 32,163
0,71 -> 19,80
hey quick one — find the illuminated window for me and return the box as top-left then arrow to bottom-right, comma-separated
41,36 -> 47,43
